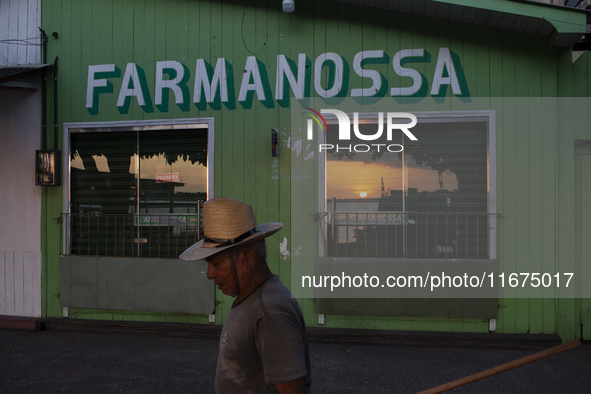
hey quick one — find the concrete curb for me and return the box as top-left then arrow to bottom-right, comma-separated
19,317 -> 563,350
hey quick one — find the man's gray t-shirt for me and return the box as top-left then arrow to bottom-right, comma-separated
215,275 -> 311,393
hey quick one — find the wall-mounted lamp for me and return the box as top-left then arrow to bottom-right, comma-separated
35,150 -> 61,186
282,0 -> 295,13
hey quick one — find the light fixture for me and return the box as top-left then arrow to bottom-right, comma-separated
282,0 -> 295,13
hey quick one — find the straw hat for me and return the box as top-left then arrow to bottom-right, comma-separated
179,197 -> 284,261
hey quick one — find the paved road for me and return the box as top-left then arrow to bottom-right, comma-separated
1,330 -> 590,393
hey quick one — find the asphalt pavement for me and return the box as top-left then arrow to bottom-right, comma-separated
1,329 -> 590,393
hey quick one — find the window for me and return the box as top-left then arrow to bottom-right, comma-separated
63,119 -> 214,258
320,112 -> 496,260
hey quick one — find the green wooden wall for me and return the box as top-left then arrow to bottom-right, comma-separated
40,0 -> 585,340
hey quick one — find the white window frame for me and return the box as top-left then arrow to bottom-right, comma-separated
318,110 -> 496,259
62,118 -> 215,254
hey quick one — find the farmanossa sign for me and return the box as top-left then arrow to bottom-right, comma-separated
86,48 -> 465,113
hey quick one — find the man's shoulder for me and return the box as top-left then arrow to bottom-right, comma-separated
258,276 -> 302,316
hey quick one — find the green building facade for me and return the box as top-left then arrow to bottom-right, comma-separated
40,0 -> 591,341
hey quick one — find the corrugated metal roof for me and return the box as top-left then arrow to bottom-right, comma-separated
0,64 -> 52,84
329,0 -> 588,47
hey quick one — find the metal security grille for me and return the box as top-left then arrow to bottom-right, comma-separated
322,211 -> 498,259
65,125 -> 209,258
61,210 -> 204,258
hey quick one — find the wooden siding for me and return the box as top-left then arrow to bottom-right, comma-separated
0,87 -> 42,317
0,0 -> 41,66
0,252 -> 42,316
573,52 -> 591,340
40,0 -> 583,339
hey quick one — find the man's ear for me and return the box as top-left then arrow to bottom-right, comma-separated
241,246 -> 255,264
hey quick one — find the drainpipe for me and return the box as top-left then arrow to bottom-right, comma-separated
38,27 -> 48,150
54,56 -> 58,151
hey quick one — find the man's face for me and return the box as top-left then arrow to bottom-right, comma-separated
205,250 -> 238,297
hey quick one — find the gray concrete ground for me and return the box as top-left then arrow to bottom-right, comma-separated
1,329 -> 590,393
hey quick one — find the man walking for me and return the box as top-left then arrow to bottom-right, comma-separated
180,197 -> 311,393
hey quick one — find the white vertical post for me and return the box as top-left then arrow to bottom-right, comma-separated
489,318 -> 497,332
318,314 -> 325,325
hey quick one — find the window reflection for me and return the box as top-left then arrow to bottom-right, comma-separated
68,128 -> 208,258
325,119 -> 489,259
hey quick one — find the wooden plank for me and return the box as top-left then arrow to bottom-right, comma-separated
208,0 -> 236,324
265,0 -> 281,277
276,0 -> 293,307
130,0 -> 145,119
41,0 -> 60,320
214,2 -> 235,324
498,31 -> 517,335
514,34 -> 531,335
386,6 -> 402,97
117,0 -> 134,121
575,149 -> 582,340
361,4 -> 375,97
372,11 -> 391,334
59,0 -> 72,137
37,3 -> 50,320
447,16 -> 470,100
488,30 -> 503,98
5,252 -> 15,315
16,0 -> 28,64
142,0 -> 157,121
540,46 -> 557,334
525,37 -> 544,334
78,0 -> 94,120
580,154 -> 591,339
215,0 -> 233,211
26,0 -> 41,64
0,253 -> 5,313
254,0 -> 269,230
163,0 -> 179,118
68,0 -> 82,121
348,3 -> 363,97
235,0 -> 251,203
30,252 -> 41,317
399,318 -> 414,331
177,0 -> 189,116
293,0 -> 318,327
7,0 -> 19,64
47,199 -> 63,318
273,4 -> 288,286
0,0 -> 9,65
418,340 -> 581,394
474,27 -> 490,97
488,33 -> 503,333
152,0 -> 167,116
572,65 -> 588,142
556,48 -> 577,341
227,0 -> 243,202
13,252 -> 24,315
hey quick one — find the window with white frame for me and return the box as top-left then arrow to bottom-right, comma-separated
320,112 -> 496,260
63,119 -> 214,258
